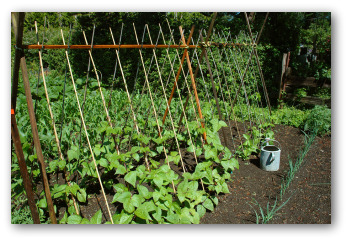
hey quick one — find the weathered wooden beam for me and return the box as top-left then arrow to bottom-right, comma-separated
11,107 -> 41,224
20,54 -> 57,224
11,12 -> 25,111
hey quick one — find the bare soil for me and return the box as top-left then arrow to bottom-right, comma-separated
200,124 -> 331,224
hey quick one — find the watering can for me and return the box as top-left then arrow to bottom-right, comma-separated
260,138 -> 281,171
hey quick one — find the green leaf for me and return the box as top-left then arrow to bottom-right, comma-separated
37,198 -> 47,208
130,194 -> 143,208
152,207 -> 162,222
49,160 -> 58,172
221,158 -> 239,171
119,212 -> 133,224
180,208 -> 193,224
59,211 -> 68,224
90,210 -> 102,224
134,202 -> 151,220
98,158 -> 109,168
211,196 -> 219,206
221,182 -> 230,193
67,215 -> 82,224
69,183 -> 80,196
187,144 -> 194,153
58,160 -> 66,170
123,197 -> 135,213
203,198 -> 214,211
113,183 -> 128,193
115,164 -> 127,175
152,191 -> 161,202
197,205 -> 206,218
153,176 -> 163,188
80,218 -> 90,224
166,211 -> 180,224
125,171 -> 137,187
182,172 -> 193,180
94,144 -> 105,157
114,191 -> 132,204
132,153 -> 140,161
77,188 -> 87,203
137,185 -> 150,199
204,145 -> 218,160
215,185 -> 222,194
67,146 -> 79,161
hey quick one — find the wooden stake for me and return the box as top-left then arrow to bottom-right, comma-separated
11,107 -> 41,224
158,24 -> 205,191
244,12 -> 272,117
11,12 -> 57,224
34,22 -> 80,215
20,55 -> 57,224
81,30 -> 120,155
11,12 -> 25,111
109,27 -> 151,172
199,33 -> 228,146
61,31 -> 114,224
143,24 -> 186,173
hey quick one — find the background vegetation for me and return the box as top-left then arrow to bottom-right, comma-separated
16,12 -> 331,107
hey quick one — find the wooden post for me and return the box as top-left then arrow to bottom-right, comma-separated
12,12 -> 57,224
11,107 -> 41,224
11,12 -> 25,112
20,55 -> 57,224
278,53 -> 288,108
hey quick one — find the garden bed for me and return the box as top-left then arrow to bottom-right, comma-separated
201,124 -> 331,224
24,123 -> 331,224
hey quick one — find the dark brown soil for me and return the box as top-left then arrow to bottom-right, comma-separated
200,124 -> 331,224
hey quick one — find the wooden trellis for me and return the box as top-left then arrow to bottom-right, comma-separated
11,12 -> 271,224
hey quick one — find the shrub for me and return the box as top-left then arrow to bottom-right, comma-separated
303,105 -> 331,135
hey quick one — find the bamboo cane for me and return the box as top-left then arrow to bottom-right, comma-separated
61,31 -> 114,224
35,22 -> 80,215
110,27 -> 152,173
82,30 -> 120,155
158,24 -> 205,191
141,24 -> 187,173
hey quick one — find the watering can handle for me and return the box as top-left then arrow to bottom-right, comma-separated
261,139 -> 281,149
270,152 -> 275,163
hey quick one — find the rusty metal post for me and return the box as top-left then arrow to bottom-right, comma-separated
178,12 -> 217,128
161,25 -> 195,132
179,27 -> 207,142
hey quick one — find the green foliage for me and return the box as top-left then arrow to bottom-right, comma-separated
12,12 -> 331,224
271,106 -> 309,128
303,105 -> 331,135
